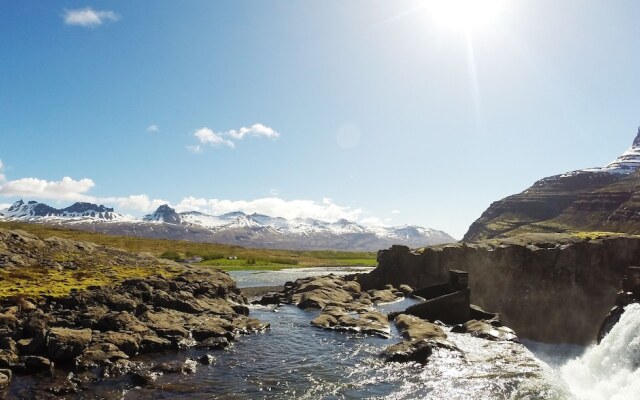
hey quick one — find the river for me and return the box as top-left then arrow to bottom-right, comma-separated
10,267 -> 640,399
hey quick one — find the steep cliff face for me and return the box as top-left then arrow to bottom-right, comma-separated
357,233 -> 640,344
464,129 -> 640,242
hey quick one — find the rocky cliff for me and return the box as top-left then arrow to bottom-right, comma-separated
464,128 -> 640,241
357,233 -> 640,344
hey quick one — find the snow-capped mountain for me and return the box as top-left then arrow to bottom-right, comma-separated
562,127 -> 640,176
0,200 -> 127,222
0,200 -> 456,251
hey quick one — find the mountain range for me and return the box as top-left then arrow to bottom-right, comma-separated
0,200 -> 455,251
464,127 -> 640,241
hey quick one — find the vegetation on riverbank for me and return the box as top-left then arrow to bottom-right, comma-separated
0,221 -> 378,269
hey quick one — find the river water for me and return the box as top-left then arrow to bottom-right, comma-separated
10,267 -> 640,399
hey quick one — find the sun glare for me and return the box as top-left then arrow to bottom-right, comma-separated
426,0 -> 506,33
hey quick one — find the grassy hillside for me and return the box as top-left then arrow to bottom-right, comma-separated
0,221 -> 378,269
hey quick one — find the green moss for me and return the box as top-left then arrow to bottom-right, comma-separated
0,264 -> 182,300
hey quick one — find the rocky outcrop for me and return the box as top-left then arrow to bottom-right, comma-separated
357,235 -> 640,344
278,275 -> 403,337
464,129 -> 640,241
597,266 -> 640,342
0,228 -> 269,394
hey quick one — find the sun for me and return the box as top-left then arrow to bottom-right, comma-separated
426,0 -> 506,33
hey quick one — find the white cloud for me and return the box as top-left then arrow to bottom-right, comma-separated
360,216 -> 391,227
100,195 -> 169,213
226,123 -> 280,140
0,159 -> 5,182
188,123 -> 280,152
175,196 -> 363,222
391,209 -> 401,214
147,124 -> 160,133
0,177 -> 95,201
193,127 -> 235,148
63,8 -> 120,27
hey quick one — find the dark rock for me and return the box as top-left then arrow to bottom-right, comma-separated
382,338 -> 460,364
394,314 -> 447,341
101,331 -> 140,356
451,319 -> 518,342
46,327 -> 92,361
197,337 -> 230,350
131,370 -> 158,386
0,350 -> 18,368
139,335 -> 173,353
98,311 -> 149,334
198,354 -> 215,365
22,355 -> 54,374
151,358 -> 198,375
0,371 -> 9,389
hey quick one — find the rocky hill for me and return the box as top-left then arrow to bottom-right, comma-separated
0,228 -> 267,394
0,202 -> 455,251
357,232 -> 640,344
464,128 -> 640,241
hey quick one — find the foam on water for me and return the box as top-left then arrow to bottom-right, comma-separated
561,303 -> 640,400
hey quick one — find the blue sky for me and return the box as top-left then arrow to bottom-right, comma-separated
2,0 -> 640,239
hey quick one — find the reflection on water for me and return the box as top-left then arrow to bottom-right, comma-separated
229,266 -> 375,288
121,302 -> 566,399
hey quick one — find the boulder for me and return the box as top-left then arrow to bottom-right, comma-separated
101,331 -> 140,356
394,314 -> 447,341
97,311 -> 149,334
46,328 -> 92,361
382,338 -> 460,364
450,319 -> 518,342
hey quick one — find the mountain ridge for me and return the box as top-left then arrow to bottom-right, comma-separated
0,200 -> 455,251
464,127 -> 640,241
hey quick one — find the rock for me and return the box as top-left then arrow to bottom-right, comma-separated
75,343 -> 128,371
198,354 -> 215,365
0,368 -> 12,381
22,355 -> 54,374
139,335 -> 173,353
191,317 -> 233,341
130,370 -> 159,386
46,327 -> 92,361
0,337 -> 17,354
394,314 -> 447,341
398,284 -> 414,295
197,337 -> 230,350
0,350 -> 18,368
0,371 -> 9,389
451,320 -> 518,342
101,331 -> 140,356
311,306 -> 390,337
98,311 -> 149,334
383,338 -> 460,364
367,289 -> 401,304
231,316 -> 270,335
139,310 -> 189,339
151,358 -> 198,375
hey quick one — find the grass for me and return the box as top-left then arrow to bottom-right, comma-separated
0,221 -> 378,269
0,264 -> 182,299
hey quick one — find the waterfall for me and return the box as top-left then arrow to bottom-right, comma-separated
561,303 -> 640,400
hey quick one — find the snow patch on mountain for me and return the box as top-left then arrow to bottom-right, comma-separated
0,200 -> 129,222
563,128 -> 640,177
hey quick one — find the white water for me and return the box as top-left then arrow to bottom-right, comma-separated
561,303 -> 640,400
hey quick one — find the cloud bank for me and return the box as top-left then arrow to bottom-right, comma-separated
0,177 -> 95,202
175,196 -> 363,222
0,161 -> 386,224
188,123 -> 280,152
63,8 -> 120,27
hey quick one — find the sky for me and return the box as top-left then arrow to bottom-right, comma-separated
2,0 -> 640,239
